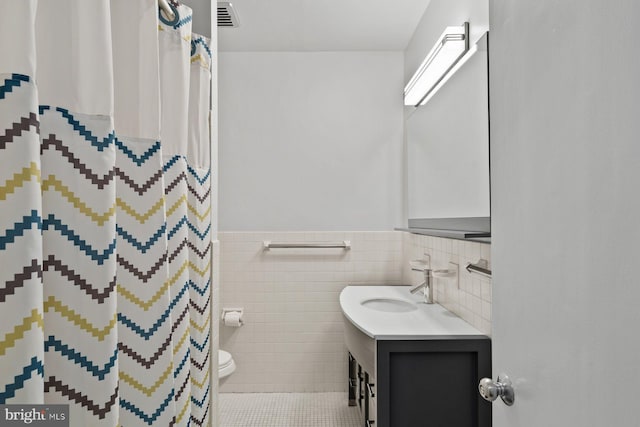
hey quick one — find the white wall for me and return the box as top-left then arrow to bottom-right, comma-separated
208,5 -> 220,426
490,0 -> 640,425
218,52 -> 404,231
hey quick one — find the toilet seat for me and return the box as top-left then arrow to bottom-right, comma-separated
219,349 -> 236,379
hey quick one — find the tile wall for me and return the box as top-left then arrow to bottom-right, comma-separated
402,233 -> 492,336
219,232 -> 403,392
219,231 -> 492,392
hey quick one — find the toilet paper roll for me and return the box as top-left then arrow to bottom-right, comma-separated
223,311 -> 243,327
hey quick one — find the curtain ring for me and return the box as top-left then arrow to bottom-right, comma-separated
159,2 -> 180,26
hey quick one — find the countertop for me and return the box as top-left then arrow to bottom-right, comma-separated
339,285 -> 485,340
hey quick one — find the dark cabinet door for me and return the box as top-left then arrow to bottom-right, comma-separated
376,337 -> 491,427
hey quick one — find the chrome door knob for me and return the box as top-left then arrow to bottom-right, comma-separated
478,374 -> 515,406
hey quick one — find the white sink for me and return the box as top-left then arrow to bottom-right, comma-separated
340,286 -> 485,339
361,298 -> 417,313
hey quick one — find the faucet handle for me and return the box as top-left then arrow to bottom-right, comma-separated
410,259 -> 430,272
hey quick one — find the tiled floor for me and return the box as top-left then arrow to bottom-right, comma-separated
219,392 -> 361,427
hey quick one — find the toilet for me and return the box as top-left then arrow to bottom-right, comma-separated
219,350 -> 236,379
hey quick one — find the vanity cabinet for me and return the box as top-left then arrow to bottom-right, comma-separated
348,337 -> 491,427
341,286 -> 492,427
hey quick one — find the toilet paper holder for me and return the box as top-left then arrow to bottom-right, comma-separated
222,308 -> 244,326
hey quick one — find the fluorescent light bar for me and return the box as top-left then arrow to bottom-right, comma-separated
418,41 -> 480,106
404,23 -> 469,107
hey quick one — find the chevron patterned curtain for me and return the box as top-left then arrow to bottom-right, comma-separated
0,1 -> 212,426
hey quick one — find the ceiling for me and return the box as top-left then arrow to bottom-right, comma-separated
217,0 -> 432,52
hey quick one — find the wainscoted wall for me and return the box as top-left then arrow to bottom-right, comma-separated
219,232 -> 404,392
402,233 -> 492,336
219,231 -> 492,392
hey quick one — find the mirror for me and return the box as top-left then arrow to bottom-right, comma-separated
406,33 -> 490,235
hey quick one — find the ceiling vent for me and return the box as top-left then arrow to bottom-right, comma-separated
218,2 -> 239,28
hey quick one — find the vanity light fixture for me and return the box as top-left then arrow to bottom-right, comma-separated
404,22 -> 470,107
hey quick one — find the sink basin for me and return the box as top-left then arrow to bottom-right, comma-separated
361,298 -> 417,313
341,286 -> 485,339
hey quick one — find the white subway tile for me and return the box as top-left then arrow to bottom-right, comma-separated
220,230 -> 491,393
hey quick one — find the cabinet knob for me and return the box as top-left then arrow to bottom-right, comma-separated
478,374 -> 514,406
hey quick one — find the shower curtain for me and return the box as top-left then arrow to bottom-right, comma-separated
0,1 -> 212,426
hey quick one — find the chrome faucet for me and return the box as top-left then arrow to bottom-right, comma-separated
410,263 -> 434,304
